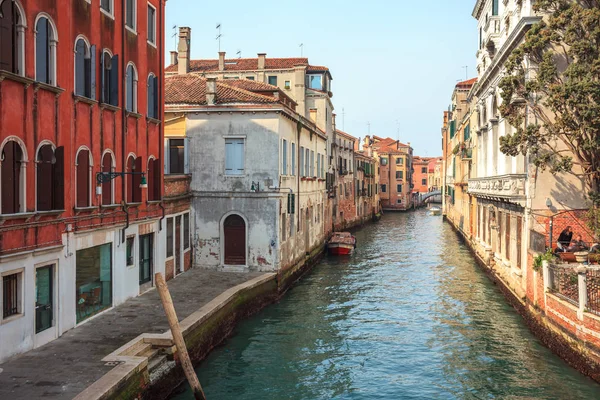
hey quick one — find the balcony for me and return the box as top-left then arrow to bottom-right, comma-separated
468,174 -> 527,203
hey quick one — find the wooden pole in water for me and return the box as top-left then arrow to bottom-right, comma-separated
155,272 -> 206,400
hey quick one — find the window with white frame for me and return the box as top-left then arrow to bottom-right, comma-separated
304,148 -> 309,177
317,153 -> 321,179
75,37 -> 96,99
35,15 -> 57,85
165,138 -> 186,174
2,270 -> 23,319
101,51 -> 119,106
282,139 -> 288,175
147,3 -> 156,45
183,213 -> 190,250
299,146 -> 304,177
126,0 -> 136,30
147,73 -> 158,118
100,0 -> 113,15
310,150 -> 314,177
291,142 -> 296,176
0,0 -> 25,75
166,217 -> 173,257
125,63 -> 138,112
225,138 -> 245,175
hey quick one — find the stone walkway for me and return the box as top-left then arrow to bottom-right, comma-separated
0,269 -> 262,400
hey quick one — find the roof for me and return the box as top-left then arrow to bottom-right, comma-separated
164,75 -> 280,106
456,77 -> 478,88
335,129 -> 357,140
166,57 -> 330,74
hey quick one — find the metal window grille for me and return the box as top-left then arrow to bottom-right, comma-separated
548,265 -> 579,306
3,273 -> 19,318
587,269 -> 600,316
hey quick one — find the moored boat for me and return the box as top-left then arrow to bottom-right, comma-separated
429,206 -> 441,216
327,232 -> 356,255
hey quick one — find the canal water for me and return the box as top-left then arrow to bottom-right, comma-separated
173,211 -> 600,399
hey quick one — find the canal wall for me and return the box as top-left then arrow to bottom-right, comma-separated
74,242 -> 326,400
444,217 -> 600,384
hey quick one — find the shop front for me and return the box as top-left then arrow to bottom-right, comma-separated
76,244 -> 112,324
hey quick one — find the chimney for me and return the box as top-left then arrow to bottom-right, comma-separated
206,77 -> 217,105
332,113 -> 336,132
218,52 -> 226,71
258,53 -> 266,70
170,51 -> 178,66
177,27 -> 191,75
309,108 -> 317,123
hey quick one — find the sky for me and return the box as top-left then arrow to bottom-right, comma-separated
164,0 -> 478,157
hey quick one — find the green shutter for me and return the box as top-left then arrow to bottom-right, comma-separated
464,124 -> 470,141
450,121 -> 456,139
452,157 -> 456,178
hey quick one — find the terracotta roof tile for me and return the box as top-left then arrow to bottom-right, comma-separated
165,75 -> 279,106
456,77 -> 478,88
166,57 -> 321,73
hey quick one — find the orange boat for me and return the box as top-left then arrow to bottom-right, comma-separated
327,232 -> 357,255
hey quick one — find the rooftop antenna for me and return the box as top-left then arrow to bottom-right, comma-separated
171,25 -> 177,50
462,65 -> 468,81
236,50 -> 241,59
299,43 -> 304,57
216,23 -> 222,52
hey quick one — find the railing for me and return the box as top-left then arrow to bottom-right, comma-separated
468,174 -> 527,200
587,269 -> 600,316
548,264 -> 579,306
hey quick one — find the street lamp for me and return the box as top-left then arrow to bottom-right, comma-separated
95,171 -> 148,195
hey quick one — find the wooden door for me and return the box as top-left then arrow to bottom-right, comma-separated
224,215 -> 246,265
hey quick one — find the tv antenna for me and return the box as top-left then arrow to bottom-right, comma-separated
236,50 -> 242,59
299,43 -> 304,57
462,65 -> 468,81
171,25 -> 177,50
216,23 -> 223,52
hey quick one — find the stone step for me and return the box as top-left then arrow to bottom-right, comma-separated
221,265 -> 249,273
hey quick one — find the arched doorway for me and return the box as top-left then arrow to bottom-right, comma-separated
224,214 -> 246,265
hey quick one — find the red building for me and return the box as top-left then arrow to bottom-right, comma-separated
0,0 -> 166,362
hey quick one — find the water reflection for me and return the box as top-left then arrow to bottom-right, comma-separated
173,211 -> 600,400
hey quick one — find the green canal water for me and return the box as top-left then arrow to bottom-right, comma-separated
173,211 -> 600,399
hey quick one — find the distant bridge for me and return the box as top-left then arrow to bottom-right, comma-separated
420,190 -> 442,202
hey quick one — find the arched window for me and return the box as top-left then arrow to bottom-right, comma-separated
36,144 -> 64,211
35,15 -> 57,85
101,151 -> 114,205
147,73 -> 158,119
76,148 -> 92,207
147,157 -> 161,201
101,51 -> 119,106
126,155 -> 142,203
1,140 -> 25,214
125,63 -> 138,112
74,37 -> 96,99
223,214 -> 246,265
0,0 -> 25,75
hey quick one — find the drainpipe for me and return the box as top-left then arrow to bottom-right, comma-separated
120,0 -> 127,243
158,0 -> 165,231
297,121 -> 301,235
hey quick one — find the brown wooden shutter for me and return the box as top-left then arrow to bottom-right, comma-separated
505,214 -> 511,261
53,146 -> 64,210
516,216 -> 522,268
1,142 -> 20,214
147,158 -> 155,201
110,54 -> 119,106
36,145 -> 53,211
76,150 -> 90,207
89,45 -> 96,100
153,158 -> 161,200
126,156 -> 134,203
101,153 -> 112,205
0,0 -> 15,73
133,157 -> 142,203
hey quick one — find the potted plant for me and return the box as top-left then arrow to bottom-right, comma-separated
533,248 -> 556,272
574,251 -> 590,263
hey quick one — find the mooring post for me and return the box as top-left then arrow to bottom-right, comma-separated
155,273 -> 207,400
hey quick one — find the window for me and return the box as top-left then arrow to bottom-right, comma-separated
380,157 -> 388,166
308,74 -> 322,90
299,147 -> 304,177
397,199 -> 402,204
36,144 -> 65,211
225,138 -> 245,175
76,148 -> 91,208
166,217 -> 173,257
147,73 -> 158,118
305,148 -> 309,177
422,179 -> 427,185
396,171 -> 404,180
147,157 -> 161,201
75,38 -> 96,98
100,0 -> 113,15
76,243 -> 112,323
282,139 -> 288,175
184,213 -> 190,249
126,155 -> 142,203
139,234 -> 153,285
167,138 -> 185,174
281,213 -> 286,242
397,184 -> 403,192
268,76 -> 277,86
126,237 -> 134,266
421,167 -> 427,173
464,124 -> 470,141
101,152 -> 114,205
126,0 -> 136,30
317,153 -> 321,179
2,271 -> 22,319
1,141 -> 24,214
396,157 -> 403,165
0,0 -> 24,75
381,184 -> 387,193
101,52 -> 119,106
291,143 -> 296,176
125,63 -> 138,112
492,0 -> 498,16
310,150 -> 315,177
147,4 -> 156,45
35,16 -> 57,85
284,80 -> 290,89
246,76 -> 255,80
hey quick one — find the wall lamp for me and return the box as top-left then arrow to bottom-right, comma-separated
95,171 -> 147,195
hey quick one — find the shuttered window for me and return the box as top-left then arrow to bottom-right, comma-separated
225,139 -> 244,175
282,139 -> 287,175
125,63 -> 137,112
101,52 -> 119,106
492,0 -> 499,16
147,74 -> 158,118
1,141 -> 23,214
305,149 -> 309,177
35,17 -> 51,84
101,0 -> 112,13
36,145 -> 58,211
299,147 -> 304,177
147,158 -> 161,201
167,139 -> 185,174
147,4 -> 156,44
166,217 -> 173,257
133,157 -> 142,203
101,152 -> 113,205
310,151 -> 314,177
76,150 -> 90,208
291,143 -> 296,176
75,39 -> 96,99
0,0 -> 19,74
126,0 -> 136,29
183,213 -> 190,249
